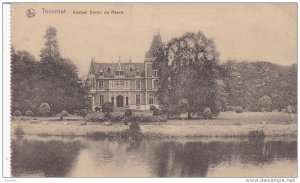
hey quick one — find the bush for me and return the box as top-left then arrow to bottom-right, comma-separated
235,106 -> 243,113
110,114 -> 124,123
286,105 -> 296,113
13,110 -> 22,117
61,110 -> 68,117
87,113 -> 107,122
80,109 -> 88,117
94,106 -> 101,112
102,102 -> 113,116
124,109 -> 133,117
25,110 -> 34,117
153,108 -> 161,116
39,103 -> 50,117
129,121 -> 143,140
20,116 -> 31,121
150,105 -> 157,111
227,106 -> 234,111
202,108 -> 212,119
258,95 -> 272,112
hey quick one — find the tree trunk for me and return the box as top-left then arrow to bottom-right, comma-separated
188,111 -> 192,119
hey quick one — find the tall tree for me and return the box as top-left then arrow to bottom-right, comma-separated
40,26 -> 61,62
154,31 -> 223,118
38,26 -> 89,113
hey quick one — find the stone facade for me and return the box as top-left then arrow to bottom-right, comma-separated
87,34 -> 161,111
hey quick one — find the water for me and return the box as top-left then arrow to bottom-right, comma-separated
11,136 -> 297,177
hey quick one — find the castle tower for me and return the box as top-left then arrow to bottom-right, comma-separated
144,33 -> 161,110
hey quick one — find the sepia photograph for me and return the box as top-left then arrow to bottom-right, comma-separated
8,2 -> 297,178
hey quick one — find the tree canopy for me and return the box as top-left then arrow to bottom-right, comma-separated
154,31 -> 224,118
11,26 -> 89,115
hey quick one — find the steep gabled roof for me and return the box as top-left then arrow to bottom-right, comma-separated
145,34 -> 162,59
89,61 -> 145,77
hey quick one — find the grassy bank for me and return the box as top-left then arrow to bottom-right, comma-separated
12,112 -> 297,138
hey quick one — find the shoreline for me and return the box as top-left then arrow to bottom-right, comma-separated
12,121 -> 297,138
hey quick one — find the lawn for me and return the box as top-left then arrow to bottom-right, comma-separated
11,111 -> 297,138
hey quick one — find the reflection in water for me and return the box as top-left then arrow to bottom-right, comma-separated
11,137 -> 297,177
11,138 -> 81,177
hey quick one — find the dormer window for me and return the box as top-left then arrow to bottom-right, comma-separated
136,70 -> 140,77
107,67 -> 111,72
115,61 -> 124,76
98,67 -> 104,76
116,71 -> 124,76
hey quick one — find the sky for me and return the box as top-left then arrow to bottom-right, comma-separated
11,3 -> 297,76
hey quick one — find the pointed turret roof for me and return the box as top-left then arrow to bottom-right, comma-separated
145,33 -> 161,59
88,58 -> 96,74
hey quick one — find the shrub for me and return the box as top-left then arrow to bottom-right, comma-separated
13,110 -> 22,117
202,108 -> 212,119
110,114 -> 124,123
258,95 -> 272,112
150,105 -> 157,111
159,117 -> 168,122
153,108 -> 161,116
128,121 -> 143,140
94,106 -> 101,112
87,113 -> 107,122
102,102 -> 114,116
80,109 -> 88,117
227,106 -> 234,111
20,116 -> 31,121
25,110 -> 34,117
286,105 -> 296,113
39,103 -> 50,117
61,110 -> 68,117
124,109 -> 133,117
235,106 -> 243,113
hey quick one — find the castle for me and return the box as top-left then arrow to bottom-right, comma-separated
87,34 -> 161,111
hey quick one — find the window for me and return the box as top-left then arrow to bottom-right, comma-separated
99,95 -> 104,105
116,71 -> 124,76
149,93 -> 154,105
136,70 -> 140,77
111,97 -> 114,105
90,77 -> 95,89
126,97 -> 129,106
153,70 -> 158,77
98,80 -> 103,90
153,80 -> 158,89
115,80 -> 125,89
136,95 -> 140,106
136,80 -> 141,90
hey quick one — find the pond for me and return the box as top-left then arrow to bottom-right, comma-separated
11,136 -> 297,177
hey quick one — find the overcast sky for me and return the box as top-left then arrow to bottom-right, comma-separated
12,3 -> 297,76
